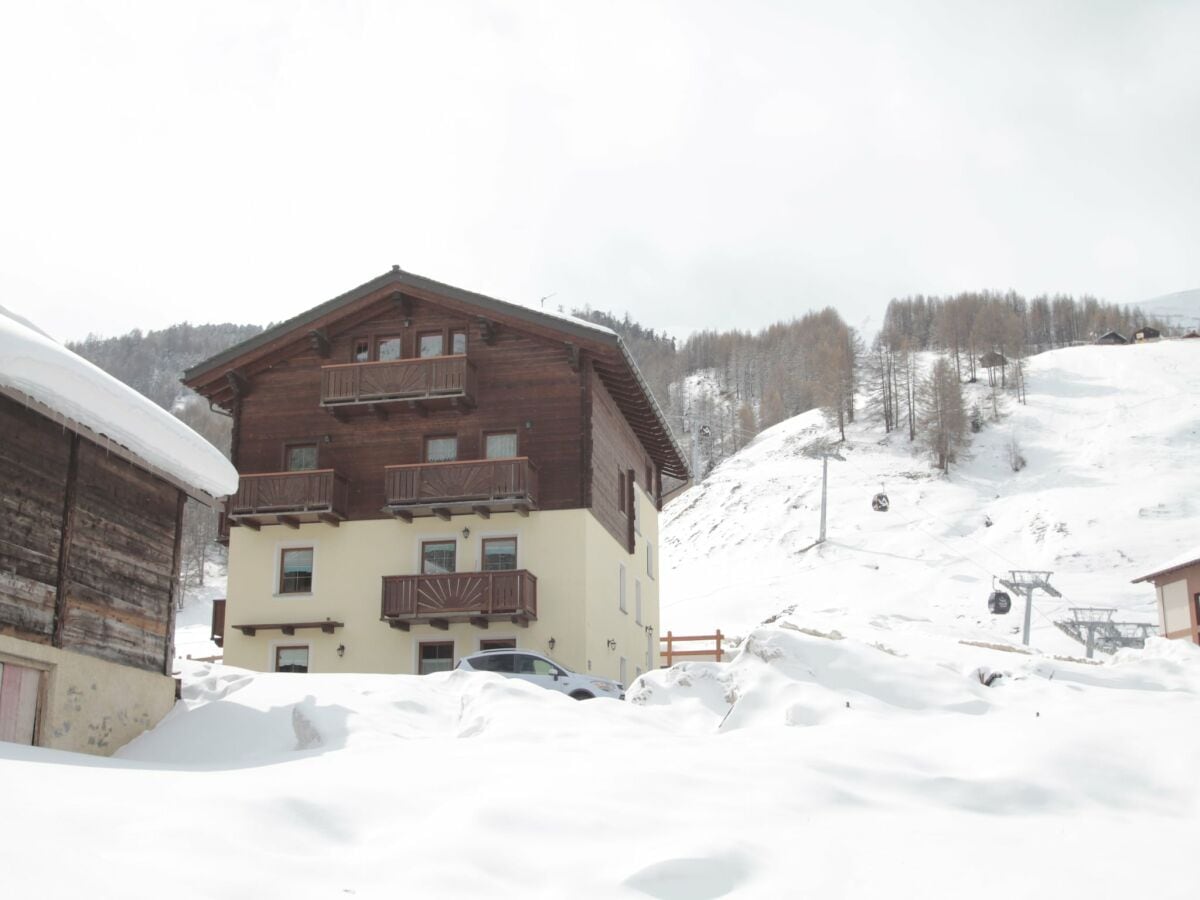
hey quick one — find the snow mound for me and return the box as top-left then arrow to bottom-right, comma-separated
0,306 -> 237,498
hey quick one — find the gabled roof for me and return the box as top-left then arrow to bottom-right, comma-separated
1132,547 -> 1200,584
1,306 -> 238,502
184,267 -> 689,479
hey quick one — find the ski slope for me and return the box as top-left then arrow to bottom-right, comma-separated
661,341 -> 1200,659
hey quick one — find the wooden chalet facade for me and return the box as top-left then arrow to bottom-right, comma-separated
1,309 -> 236,754
1133,551 -> 1200,646
184,267 -> 688,684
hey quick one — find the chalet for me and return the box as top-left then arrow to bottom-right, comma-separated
1132,326 -> 1161,343
183,267 -> 689,685
1132,550 -> 1200,646
978,351 -> 1007,370
1095,331 -> 1128,345
0,307 -> 237,753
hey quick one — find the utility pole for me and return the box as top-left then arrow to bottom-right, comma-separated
998,570 -> 1062,645
819,455 -> 829,543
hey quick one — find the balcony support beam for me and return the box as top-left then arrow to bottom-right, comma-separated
430,618 -> 449,631
514,503 -> 530,518
511,615 -> 530,628
318,513 -> 341,527
388,620 -> 410,632
278,516 -> 300,530
469,616 -> 489,630
472,505 -> 491,519
432,507 -> 452,522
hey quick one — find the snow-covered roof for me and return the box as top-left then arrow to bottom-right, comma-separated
0,306 -> 239,500
1132,546 -> 1200,584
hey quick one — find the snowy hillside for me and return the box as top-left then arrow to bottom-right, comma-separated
661,341 -> 1200,658
1138,288 -> 1200,330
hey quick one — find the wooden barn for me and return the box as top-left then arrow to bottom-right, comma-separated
1132,326 -> 1161,343
0,307 -> 237,753
1095,331 -> 1128,345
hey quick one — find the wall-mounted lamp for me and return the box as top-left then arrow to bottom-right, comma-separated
547,637 -> 556,652
524,420 -> 533,429
322,434 -> 332,443
606,638 -> 617,650
462,527 -> 471,539
644,625 -> 653,636
336,644 -> 345,658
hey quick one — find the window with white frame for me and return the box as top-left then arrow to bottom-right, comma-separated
618,563 -> 627,613
279,547 -> 314,594
635,579 -> 642,625
646,544 -> 654,580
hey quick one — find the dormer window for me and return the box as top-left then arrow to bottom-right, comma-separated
451,329 -> 467,355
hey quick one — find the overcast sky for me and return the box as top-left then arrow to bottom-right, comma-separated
2,1 -> 1197,342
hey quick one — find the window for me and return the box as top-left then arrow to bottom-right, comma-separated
647,544 -> 654,580
418,332 -> 444,358
619,656 -> 628,688
0,661 -> 41,745
515,654 -> 558,676
285,443 -> 318,471
425,435 -> 458,462
419,642 -> 454,675
422,540 -> 456,575
451,329 -> 467,355
275,646 -> 309,673
618,563 -> 627,613
646,465 -> 653,493
482,537 -> 517,572
485,431 -> 518,459
633,483 -> 641,535
279,548 -> 313,594
352,338 -> 370,362
617,471 -> 626,513
376,336 -> 402,361
635,579 -> 642,625
470,652 -> 515,673
479,638 -> 516,652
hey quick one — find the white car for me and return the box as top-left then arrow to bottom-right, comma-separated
457,649 -> 625,700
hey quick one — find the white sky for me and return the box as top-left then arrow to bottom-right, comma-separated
1,1 -> 1197,342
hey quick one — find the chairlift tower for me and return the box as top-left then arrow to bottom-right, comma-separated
800,438 -> 844,544
997,570 -> 1061,646
1054,608 -> 1156,659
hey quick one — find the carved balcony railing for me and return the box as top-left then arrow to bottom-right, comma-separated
320,355 -> 476,411
383,457 -> 538,521
227,469 -> 349,529
381,569 -> 538,630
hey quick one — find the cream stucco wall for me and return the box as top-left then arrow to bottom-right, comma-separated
1159,578 -> 1190,635
225,501 -> 661,681
0,635 -> 175,756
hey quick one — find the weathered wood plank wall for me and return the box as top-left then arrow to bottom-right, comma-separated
0,393 -> 182,673
588,369 -> 656,551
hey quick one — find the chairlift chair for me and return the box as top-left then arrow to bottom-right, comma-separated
988,591 -> 1012,615
871,492 -> 890,512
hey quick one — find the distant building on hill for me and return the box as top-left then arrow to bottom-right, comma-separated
1132,551 -> 1200,646
1132,326 -> 1161,343
978,350 -> 1007,369
1183,331 -> 1200,340
1095,331 -> 1128,345
0,308 -> 237,754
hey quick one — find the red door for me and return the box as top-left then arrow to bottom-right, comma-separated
0,662 -> 41,745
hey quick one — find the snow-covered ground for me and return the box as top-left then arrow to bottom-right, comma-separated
173,565 -> 227,663
2,341 -> 1200,899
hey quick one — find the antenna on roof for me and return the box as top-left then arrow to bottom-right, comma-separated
539,292 -> 556,309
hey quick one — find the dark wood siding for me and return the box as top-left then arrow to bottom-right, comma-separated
232,296 -> 585,520
0,393 -> 182,672
0,397 -> 68,641
588,369 -> 655,550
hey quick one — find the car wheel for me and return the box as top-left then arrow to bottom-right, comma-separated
569,690 -> 594,701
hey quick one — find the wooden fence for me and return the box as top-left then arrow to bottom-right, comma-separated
660,630 -> 725,666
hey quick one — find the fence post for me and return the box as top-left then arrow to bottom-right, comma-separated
665,630 -> 673,667
715,629 -> 723,662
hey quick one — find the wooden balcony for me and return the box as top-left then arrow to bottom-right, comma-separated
381,569 -> 538,630
384,457 -> 538,521
320,355 -> 476,414
227,469 -> 349,529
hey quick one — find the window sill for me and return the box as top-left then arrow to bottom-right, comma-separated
275,592 -> 314,598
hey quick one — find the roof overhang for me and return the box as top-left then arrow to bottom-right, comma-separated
1131,556 -> 1200,585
